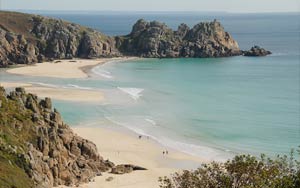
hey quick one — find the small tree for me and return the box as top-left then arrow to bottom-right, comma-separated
159,147 -> 300,188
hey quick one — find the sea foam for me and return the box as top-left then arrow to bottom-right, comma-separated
145,118 -> 157,126
104,116 -> 230,161
91,66 -> 113,79
118,87 -> 144,100
29,82 -> 59,88
66,84 -> 93,90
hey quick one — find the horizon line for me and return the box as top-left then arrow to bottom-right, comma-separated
2,9 -> 300,14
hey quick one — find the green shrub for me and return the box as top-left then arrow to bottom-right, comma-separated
159,148 -> 300,188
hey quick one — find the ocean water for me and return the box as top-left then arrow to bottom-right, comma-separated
1,12 -> 299,160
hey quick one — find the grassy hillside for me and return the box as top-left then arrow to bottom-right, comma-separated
0,87 -> 35,188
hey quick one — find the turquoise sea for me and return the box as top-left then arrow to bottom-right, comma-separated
1,12 -> 299,160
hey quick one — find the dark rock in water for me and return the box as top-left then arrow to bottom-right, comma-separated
117,19 -> 242,58
243,46 -> 272,56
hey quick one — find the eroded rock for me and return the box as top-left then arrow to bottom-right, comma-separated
243,45 -> 272,56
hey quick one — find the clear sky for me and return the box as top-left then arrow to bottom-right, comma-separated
1,0 -> 300,13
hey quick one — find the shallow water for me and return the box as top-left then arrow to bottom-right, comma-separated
1,12 -> 299,160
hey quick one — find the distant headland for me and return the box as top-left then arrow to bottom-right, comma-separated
0,11 -> 271,67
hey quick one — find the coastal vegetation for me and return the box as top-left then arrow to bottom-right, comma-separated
1,86 -> 298,188
159,150 -> 300,188
0,87 -> 144,188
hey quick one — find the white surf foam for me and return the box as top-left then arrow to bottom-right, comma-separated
158,138 -> 231,162
118,87 -> 144,100
104,116 -> 152,137
66,84 -> 93,90
104,116 -> 231,162
29,82 -> 59,88
145,118 -> 157,126
91,66 -> 113,79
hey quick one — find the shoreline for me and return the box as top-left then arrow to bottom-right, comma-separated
58,126 -> 205,188
80,56 -> 139,78
0,82 -> 105,102
6,57 -> 138,79
2,57 -> 212,187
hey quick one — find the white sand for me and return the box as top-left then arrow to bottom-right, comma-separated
0,82 -> 33,88
25,87 -> 104,102
58,127 -> 206,188
0,82 -> 104,102
3,57 -> 207,188
6,57 -> 133,79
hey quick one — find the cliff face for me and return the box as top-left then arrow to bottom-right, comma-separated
0,87 -> 114,188
116,19 -> 242,58
0,11 -> 269,67
0,11 -> 120,67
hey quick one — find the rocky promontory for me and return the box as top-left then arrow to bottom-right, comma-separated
116,19 -> 242,58
0,11 -> 271,67
0,87 -> 145,188
0,11 -> 120,67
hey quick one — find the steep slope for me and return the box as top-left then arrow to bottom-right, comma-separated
116,19 -> 242,58
0,87 -> 115,187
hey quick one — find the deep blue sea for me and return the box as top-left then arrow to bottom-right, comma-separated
1,12 -> 299,160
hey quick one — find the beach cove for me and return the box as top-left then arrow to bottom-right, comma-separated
1,57 -> 208,188
0,11 -> 299,188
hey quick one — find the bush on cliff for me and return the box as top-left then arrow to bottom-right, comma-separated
159,149 -> 300,188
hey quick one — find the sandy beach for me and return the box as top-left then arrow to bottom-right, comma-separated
2,57 -> 136,102
58,127 -> 205,188
0,82 -> 104,102
2,57 -> 207,188
6,57 -> 134,79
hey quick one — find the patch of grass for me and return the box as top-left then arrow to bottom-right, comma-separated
0,93 -> 37,187
0,158 -> 34,188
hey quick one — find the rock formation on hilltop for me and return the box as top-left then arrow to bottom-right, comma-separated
116,19 -> 242,58
0,11 -> 271,67
0,11 -> 120,67
0,87 -> 145,188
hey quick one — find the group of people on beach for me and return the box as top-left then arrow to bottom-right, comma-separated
138,135 -> 169,156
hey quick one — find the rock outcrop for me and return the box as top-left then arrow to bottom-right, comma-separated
0,87 -> 145,188
0,87 -> 110,187
116,19 -> 242,58
0,11 -> 120,67
0,11 -> 271,67
111,164 -> 147,175
243,46 -> 272,56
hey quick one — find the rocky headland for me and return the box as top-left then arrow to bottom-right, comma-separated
116,19 -> 242,58
0,87 -> 145,188
0,11 -> 120,67
0,11 -> 271,68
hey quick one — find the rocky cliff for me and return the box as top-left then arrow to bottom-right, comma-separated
0,11 -> 271,67
0,11 -> 120,67
0,87 -> 147,188
116,19 -> 242,58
